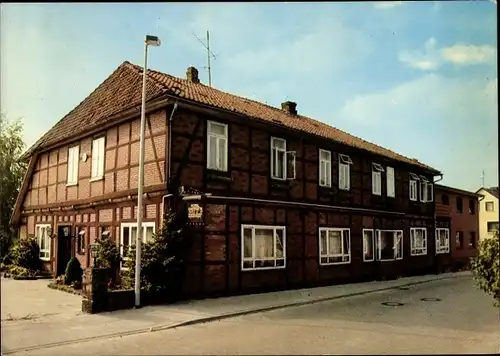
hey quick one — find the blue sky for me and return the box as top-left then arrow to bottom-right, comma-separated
1,1 -> 497,192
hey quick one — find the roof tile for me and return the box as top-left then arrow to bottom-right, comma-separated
25,61 -> 440,173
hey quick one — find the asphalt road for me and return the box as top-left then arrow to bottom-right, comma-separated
10,277 -> 500,355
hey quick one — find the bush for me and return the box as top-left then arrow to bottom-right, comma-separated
471,232 -> 500,308
64,257 -> 83,285
121,212 -> 190,298
10,237 -> 41,271
94,235 -> 121,284
9,265 -> 36,278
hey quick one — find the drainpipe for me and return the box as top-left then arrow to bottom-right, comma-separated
433,174 -> 444,274
165,102 -> 179,214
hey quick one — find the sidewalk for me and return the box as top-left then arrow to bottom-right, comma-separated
1,271 -> 471,355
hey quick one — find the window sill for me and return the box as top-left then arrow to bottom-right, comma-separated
319,261 -> 351,266
363,258 -> 375,263
66,183 -> 78,187
338,187 -> 350,192
241,265 -> 286,272
39,257 -> 51,262
207,170 -> 232,182
410,252 -> 427,256
89,176 -> 104,182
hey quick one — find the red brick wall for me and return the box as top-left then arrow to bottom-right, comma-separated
435,188 -> 479,261
169,108 -> 434,217
22,109 -> 167,209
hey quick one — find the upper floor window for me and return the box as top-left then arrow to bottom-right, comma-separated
91,137 -> 105,180
485,201 -> 494,212
435,228 -> 450,254
242,225 -> 285,270
409,173 -> 419,201
386,166 -> 395,198
319,149 -> 332,187
372,163 -> 384,196
207,121 -> 228,171
419,175 -> 433,202
319,228 -> 351,265
338,154 -> 353,191
410,227 -> 427,256
376,230 -> 403,261
441,194 -> 449,205
67,145 -> 80,185
468,199 -> 476,214
456,197 -> 463,213
270,137 -> 295,180
363,229 -> 375,262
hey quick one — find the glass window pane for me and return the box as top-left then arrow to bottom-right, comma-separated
255,228 -> 274,258
320,231 -> 327,256
209,136 -> 218,168
209,122 -> 226,136
218,138 -> 226,169
122,227 -> 129,247
273,138 -> 285,150
243,228 -> 253,258
328,231 -> 342,255
275,229 -> 284,258
145,226 -> 154,242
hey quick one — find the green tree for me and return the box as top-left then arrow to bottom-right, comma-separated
471,232 -> 500,308
0,113 -> 27,258
121,212 -> 190,299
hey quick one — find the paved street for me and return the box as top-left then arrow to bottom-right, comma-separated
6,275 -> 499,355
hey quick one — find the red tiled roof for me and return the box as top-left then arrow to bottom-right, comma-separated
24,61 -> 440,173
485,187 -> 499,199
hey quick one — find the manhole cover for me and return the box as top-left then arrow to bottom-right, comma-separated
420,297 -> 441,302
381,301 -> 404,307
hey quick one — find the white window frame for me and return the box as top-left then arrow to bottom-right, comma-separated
241,224 -> 286,271
372,163 -> 384,196
435,228 -> 450,254
419,175 -> 433,202
485,201 -> 494,212
410,227 -> 427,256
338,154 -> 353,191
67,145 -> 80,185
120,222 -> 156,265
409,173 -> 419,201
362,229 -> 375,262
319,149 -> 332,187
207,121 -> 228,172
386,166 -> 395,198
318,228 -> 351,265
90,136 -> 105,180
376,230 -> 403,261
270,137 -> 296,181
36,224 -> 51,261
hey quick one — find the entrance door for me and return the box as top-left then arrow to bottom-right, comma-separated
57,225 -> 72,276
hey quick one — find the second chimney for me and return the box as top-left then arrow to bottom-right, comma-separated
186,66 -> 200,84
281,101 -> 297,115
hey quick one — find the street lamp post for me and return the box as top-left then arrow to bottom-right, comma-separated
135,34 -> 161,308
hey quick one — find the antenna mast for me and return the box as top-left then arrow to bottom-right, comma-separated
481,169 -> 485,187
192,30 -> 217,87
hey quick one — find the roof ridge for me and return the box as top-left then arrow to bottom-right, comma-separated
129,61 -> 431,171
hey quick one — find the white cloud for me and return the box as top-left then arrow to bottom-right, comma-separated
374,1 -> 404,9
337,74 -> 498,190
399,37 -> 497,71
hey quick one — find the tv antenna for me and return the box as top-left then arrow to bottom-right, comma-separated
192,30 -> 217,87
481,169 -> 485,187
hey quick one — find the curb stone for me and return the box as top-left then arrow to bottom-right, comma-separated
152,273 -> 470,331
2,272 -> 469,355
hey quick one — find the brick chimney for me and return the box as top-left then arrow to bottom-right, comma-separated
281,101 -> 297,115
186,66 -> 200,84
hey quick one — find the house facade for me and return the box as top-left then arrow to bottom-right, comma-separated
12,61 -> 445,299
476,187 -> 499,240
434,185 -> 480,270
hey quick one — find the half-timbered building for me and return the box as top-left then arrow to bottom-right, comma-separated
11,61 -> 444,298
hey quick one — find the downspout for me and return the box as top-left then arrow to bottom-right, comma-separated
433,174 -> 444,274
163,101 -> 179,217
